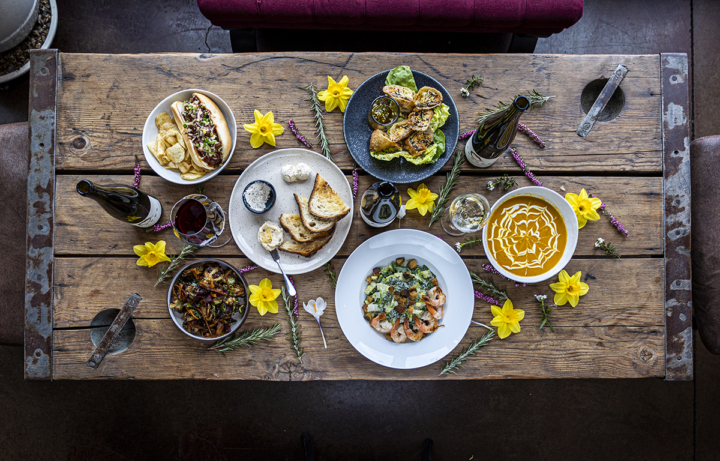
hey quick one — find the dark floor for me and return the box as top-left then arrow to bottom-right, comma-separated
2,0 -> 719,459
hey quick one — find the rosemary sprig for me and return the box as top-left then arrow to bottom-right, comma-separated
155,243 -> 198,287
281,286 -> 304,362
195,185 -> 205,194
477,89 -> 553,124
595,238 -> 621,259
325,262 -> 338,287
300,83 -> 332,161
460,74 -> 484,97
455,236 -> 482,254
487,174 -> 518,192
428,149 -> 465,227
207,324 -> 282,357
535,295 -> 554,332
469,270 -> 509,301
440,328 -> 495,375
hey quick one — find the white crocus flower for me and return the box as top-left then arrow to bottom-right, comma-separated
303,298 -> 327,348
487,181 -> 495,191
455,242 -> 462,253
595,237 -> 604,248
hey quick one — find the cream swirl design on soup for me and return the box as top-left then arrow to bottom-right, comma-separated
486,196 -> 567,277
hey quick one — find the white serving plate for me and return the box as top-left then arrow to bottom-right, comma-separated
482,186 -> 579,284
335,229 -> 474,370
141,89 -> 237,185
228,148 -> 354,275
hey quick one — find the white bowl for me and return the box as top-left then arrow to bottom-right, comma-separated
482,186 -> 578,284
335,229 -> 474,369
142,89 -> 237,185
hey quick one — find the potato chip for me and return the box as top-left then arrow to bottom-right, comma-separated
161,121 -> 176,133
165,135 -> 177,145
178,161 -> 191,174
166,143 -> 186,164
166,161 -> 178,170
175,132 -> 185,148
155,112 -> 172,129
181,171 -> 205,181
147,141 -> 158,156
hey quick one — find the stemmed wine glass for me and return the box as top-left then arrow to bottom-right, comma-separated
441,193 -> 491,236
170,194 -> 231,247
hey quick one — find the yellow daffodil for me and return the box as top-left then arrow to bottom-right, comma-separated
248,278 -> 281,315
133,241 -> 171,267
490,298 -> 524,339
243,110 -> 284,148
317,75 -> 354,112
565,188 -> 602,229
550,270 -> 589,307
405,183 -> 438,216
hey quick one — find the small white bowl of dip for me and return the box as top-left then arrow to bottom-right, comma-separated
482,186 -> 578,284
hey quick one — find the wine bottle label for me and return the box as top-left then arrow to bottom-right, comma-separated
132,195 -> 162,228
465,141 -> 500,168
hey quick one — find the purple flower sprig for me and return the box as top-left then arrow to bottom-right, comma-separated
459,129 -> 476,141
288,119 -> 314,149
288,275 -> 299,316
133,154 -> 141,188
239,265 -> 258,274
474,290 -> 499,305
510,147 -> 543,188
481,263 -> 527,287
591,196 -> 629,238
352,167 -> 359,199
517,122 -> 545,148
145,220 -> 174,233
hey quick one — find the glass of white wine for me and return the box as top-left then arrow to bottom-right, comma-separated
441,193 -> 491,236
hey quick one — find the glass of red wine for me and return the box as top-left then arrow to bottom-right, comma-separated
170,194 -> 229,247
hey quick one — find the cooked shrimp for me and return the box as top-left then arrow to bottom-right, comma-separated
422,286 -> 446,307
425,304 -> 444,320
371,313 -> 393,333
404,318 -> 425,342
415,312 -> 442,333
390,319 -> 407,343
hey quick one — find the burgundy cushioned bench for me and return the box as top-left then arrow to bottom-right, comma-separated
198,0 -> 584,52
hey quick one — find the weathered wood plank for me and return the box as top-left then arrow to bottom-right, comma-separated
54,175 -> 662,257
52,319 -> 664,380
56,53 -> 662,173
54,257 -> 664,329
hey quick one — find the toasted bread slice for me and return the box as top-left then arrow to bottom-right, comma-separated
408,108 -> 433,131
387,120 -> 414,143
414,87 -> 443,110
280,214 -> 334,243
279,229 -> 335,257
308,174 -> 351,220
404,129 -> 434,157
294,194 -> 338,233
369,129 -> 400,152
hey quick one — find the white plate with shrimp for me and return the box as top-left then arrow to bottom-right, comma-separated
335,229 -> 474,369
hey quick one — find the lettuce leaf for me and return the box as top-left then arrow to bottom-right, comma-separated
430,104 -> 450,131
385,66 -> 418,92
433,129 -> 446,157
370,132 -> 445,166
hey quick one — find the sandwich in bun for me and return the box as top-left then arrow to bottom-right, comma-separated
171,93 -> 232,171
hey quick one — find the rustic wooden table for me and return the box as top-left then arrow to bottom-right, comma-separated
24,50 -> 691,381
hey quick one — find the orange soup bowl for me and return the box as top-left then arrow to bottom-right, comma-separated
482,186 -> 578,284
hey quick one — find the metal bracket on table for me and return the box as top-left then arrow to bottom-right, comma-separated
86,293 -> 142,369
576,64 -> 629,138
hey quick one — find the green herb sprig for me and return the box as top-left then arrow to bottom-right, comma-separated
155,243 -> 198,287
208,324 -> 282,357
440,328 -> 495,375
325,262 -> 338,287
477,89 -> 553,124
428,149 -> 465,227
487,174 -> 518,192
460,74 -> 484,97
281,286 -> 304,362
535,294 -> 554,332
195,185 -> 205,195
469,270 -> 509,302
455,236 -> 482,254
595,238 -> 621,259
300,83 -> 332,161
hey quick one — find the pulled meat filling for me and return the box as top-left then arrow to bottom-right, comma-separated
181,95 -> 223,166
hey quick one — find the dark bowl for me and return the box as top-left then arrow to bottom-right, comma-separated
343,69 -> 460,184
167,259 -> 250,341
242,180 -> 276,214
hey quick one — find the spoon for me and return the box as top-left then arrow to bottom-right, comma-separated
269,248 -> 296,296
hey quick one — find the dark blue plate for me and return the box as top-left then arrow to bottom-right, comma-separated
343,69 -> 459,184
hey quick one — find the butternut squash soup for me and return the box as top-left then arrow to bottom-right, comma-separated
486,195 -> 566,277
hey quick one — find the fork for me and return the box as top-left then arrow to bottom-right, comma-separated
269,249 -> 296,297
